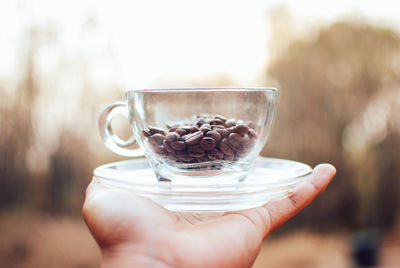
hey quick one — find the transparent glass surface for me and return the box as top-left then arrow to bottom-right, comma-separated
125,88 -> 277,183
93,157 -> 312,212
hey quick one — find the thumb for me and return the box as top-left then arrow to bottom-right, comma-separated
263,163 -> 336,233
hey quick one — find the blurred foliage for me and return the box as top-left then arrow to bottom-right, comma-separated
264,20 -> 400,231
1,18 -> 400,237
0,28 -> 37,210
0,26 -> 104,217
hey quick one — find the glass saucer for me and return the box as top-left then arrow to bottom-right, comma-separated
93,157 -> 312,212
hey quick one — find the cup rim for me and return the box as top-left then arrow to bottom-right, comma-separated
125,87 -> 278,93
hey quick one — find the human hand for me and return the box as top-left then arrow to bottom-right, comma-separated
83,164 -> 335,268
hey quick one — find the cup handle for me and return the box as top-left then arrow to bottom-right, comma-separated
99,101 -> 144,157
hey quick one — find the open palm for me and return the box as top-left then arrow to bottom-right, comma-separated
83,164 -> 335,268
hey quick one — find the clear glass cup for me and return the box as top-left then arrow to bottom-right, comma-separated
99,88 -> 277,183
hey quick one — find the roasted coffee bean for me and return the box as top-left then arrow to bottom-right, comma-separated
232,124 -> 250,136
215,149 -> 224,159
207,154 -> 219,161
184,131 -> 204,145
200,137 -> 216,151
169,140 -> 186,151
211,125 -> 224,129
189,125 -> 200,133
187,145 -> 206,154
224,154 -> 234,161
181,156 -> 195,163
166,132 -> 180,142
236,144 -> 248,155
179,127 -> 191,136
241,134 -> 250,145
163,140 -> 175,153
209,119 -> 224,125
176,151 -> 194,162
142,129 -> 151,137
206,130 -> 222,142
176,128 -> 189,136
178,155 -> 195,162
219,138 -> 234,155
224,119 -> 236,128
166,153 -> 178,162
188,152 -> 206,158
208,149 -> 224,160
207,154 -> 218,161
196,156 -> 210,163
228,133 -> 242,147
246,122 -> 255,129
196,119 -> 206,127
248,129 -> 257,139
214,115 -> 227,122
226,127 -> 235,133
181,134 -> 189,141
151,144 -> 166,155
148,126 -> 166,135
215,128 -> 230,138
148,133 -> 165,145
200,124 -> 212,134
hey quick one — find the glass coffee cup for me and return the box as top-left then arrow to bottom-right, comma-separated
99,88 -> 277,183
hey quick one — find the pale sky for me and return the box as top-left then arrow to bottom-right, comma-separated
1,0 -> 400,88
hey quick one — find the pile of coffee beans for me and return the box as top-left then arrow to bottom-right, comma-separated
143,114 -> 257,164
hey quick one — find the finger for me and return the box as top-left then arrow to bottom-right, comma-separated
262,163 -> 336,234
82,182 -> 138,247
82,180 -> 111,225
212,163 -> 335,256
84,179 -> 105,204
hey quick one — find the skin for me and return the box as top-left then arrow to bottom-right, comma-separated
83,164 -> 336,268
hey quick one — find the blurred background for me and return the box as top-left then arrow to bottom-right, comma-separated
1,0 -> 400,267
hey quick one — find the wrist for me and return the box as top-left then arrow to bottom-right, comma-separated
101,248 -> 173,268
102,256 -> 172,268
